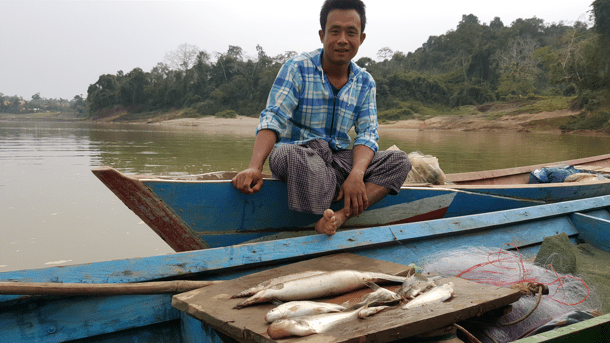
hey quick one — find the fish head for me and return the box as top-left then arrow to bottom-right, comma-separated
267,319 -> 316,339
264,308 -> 283,323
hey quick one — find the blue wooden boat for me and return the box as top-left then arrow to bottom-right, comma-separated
2,195 -> 610,342
92,154 -> 610,251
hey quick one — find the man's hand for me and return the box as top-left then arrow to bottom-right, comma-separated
338,171 -> 368,218
232,168 -> 264,194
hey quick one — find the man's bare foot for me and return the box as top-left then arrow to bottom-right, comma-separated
315,209 -> 346,235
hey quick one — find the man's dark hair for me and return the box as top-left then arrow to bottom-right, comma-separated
320,0 -> 366,33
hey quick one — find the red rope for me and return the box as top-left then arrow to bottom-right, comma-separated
456,244 -> 589,306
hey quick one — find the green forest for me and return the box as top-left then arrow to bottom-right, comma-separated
3,0 -> 610,132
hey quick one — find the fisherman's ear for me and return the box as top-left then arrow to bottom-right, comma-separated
319,29 -> 325,42
360,32 -> 366,45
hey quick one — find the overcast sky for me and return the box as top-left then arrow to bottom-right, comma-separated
0,0 -> 593,100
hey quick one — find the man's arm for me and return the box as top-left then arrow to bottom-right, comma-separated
232,129 -> 277,194
338,144 -> 374,217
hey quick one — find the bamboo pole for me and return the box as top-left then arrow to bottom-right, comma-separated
0,280 -> 223,295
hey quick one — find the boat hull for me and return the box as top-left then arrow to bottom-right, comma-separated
1,195 -> 610,342
93,156 -> 610,250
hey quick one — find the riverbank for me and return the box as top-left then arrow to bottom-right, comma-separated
2,106 -> 607,136
140,108 -> 597,136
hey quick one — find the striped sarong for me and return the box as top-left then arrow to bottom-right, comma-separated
269,139 -> 411,214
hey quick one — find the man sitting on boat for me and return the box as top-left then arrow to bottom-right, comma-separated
232,0 -> 411,235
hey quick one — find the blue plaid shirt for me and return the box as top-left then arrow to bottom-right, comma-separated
256,48 -> 379,153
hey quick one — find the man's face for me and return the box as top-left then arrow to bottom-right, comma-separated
319,9 -> 366,68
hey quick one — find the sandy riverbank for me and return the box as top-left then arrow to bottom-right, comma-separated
145,108 -> 595,136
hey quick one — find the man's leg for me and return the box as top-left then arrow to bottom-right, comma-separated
315,181 -> 390,235
268,140 -> 339,215
317,149 -> 411,234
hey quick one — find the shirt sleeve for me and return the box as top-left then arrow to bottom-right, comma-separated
353,81 -> 379,153
256,62 -> 302,142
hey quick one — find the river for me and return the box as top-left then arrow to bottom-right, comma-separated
1,120 -> 608,272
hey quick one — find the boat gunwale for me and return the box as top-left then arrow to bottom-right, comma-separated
446,153 -> 610,183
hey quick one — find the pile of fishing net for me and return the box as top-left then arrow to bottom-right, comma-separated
419,241 -> 602,342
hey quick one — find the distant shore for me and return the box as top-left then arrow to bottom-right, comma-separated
141,108 -> 602,136
2,108 -> 606,136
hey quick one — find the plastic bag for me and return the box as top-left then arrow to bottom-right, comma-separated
405,150 -> 446,185
528,165 -> 581,184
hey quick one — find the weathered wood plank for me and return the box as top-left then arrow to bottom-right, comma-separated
0,280 -> 221,295
513,313 -> 610,343
172,253 -> 521,343
572,213 -> 610,252
1,294 -> 179,342
92,166 -> 208,251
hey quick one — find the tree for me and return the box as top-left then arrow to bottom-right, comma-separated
164,43 -> 200,73
377,47 -> 393,60
495,35 -> 541,95
592,0 -> 610,35
490,17 -> 504,30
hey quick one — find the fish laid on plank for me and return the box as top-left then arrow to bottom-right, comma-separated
403,282 -> 454,309
231,270 -> 327,298
264,301 -> 347,323
267,306 -> 390,339
357,305 -> 392,318
398,274 -> 438,299
346,281 -> 402,308
234,270 -> 406,309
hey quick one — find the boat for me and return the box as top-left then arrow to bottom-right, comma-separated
92,154 -> 610,251
2,195 -> 610,342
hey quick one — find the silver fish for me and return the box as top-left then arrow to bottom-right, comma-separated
234,270 -> 405,309
402,282 -> 454,309
267,306 -> 390,339
264,301 -> 346,323
400,274 -> 438,299
358,305 -> 391,318
397,273 -> 428,297
231,270 -> 327,298
349,281 -> 402,308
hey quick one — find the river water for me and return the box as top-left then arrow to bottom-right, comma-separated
1,120 -> 608,272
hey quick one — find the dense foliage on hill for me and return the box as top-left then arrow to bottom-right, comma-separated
5,1 -> 608,131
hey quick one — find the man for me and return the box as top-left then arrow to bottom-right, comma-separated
232,0 -> 411,235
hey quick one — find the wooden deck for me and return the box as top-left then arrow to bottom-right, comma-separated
173,253 -> 521,343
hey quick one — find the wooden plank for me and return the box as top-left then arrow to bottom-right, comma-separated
447,154 -> 610,184
172,253 -> 521,343
513,313 -> 610,343
91,166 -> 208,251
0,280 -> 221,295
572,213 -> 610,252
1,293 -> 179,342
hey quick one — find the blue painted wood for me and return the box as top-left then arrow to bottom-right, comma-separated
144,180 -> 541,247
1,195 -> 609,342
461,181 -> 610,203
571,213 -> 610,252
2,196 -> 608,293
1,294 -> 179,342
181,312 -> 226,343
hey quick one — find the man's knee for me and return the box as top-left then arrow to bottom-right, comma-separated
269,144 -> 297,179
385,150 -> 412,175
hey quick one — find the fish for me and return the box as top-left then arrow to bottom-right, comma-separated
402,282 -> 454,309
264,301 -> 346,323
396,273 -> 428,297
399,274 -> 438,299
267,306 -> 390,339
347,281 -> 402,308
234,270 -> 406,309
231,270 -> 327,298
357,305 -> 391,318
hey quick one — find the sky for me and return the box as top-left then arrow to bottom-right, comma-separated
0,0 -> 594,100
